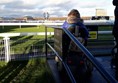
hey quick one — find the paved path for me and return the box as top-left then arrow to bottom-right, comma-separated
47,56 -> 117,83
47,59 -> 62,83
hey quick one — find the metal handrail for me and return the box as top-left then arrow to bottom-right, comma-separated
45,26 -> 76,83
63,27 -> 117,83
47,43 -> 76,83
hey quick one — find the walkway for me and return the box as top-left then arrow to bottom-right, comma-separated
47,59 -> 62,83
47,56 -> 117,83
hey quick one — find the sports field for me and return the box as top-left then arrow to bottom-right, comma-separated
0,25 -> 55,83
0,25 -> 54,33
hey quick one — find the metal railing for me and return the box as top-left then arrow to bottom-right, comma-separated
45,26 -> 77,83
45,25 -> 117,83
47,43 -> 76,83
63,27 -> 117,83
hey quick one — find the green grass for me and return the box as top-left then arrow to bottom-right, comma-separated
0,25 -> 54,33
0,61 -> 7,68
0,25 -> 55,82
0,58 -> 55,83
0,25 -> 54,54
0,25 -> 112,32
10,37 -> 45,54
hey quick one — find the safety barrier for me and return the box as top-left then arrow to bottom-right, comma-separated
45,25 -> 117,83
0,39 -> 47,62
45,26 -> 118,83
63,27 -> 117,83
45,26 -> 76,83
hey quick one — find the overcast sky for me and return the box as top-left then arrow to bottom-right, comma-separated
0,0 -> 115,17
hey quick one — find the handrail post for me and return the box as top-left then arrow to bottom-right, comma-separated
45,26 -> 48,59
3,37 -> 10,62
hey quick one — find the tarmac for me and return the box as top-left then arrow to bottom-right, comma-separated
47,56 -> 117,83
47,59 -> 62,83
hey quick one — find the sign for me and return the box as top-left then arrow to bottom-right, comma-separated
86,25 -> 98,40
89,31 -> 98,39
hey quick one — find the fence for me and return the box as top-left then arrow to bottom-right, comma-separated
0,30 -> 114,63
0,32 -> 54,62
87,31 -> 114,55
10,39 -> 46,61
0,40 -> 5,61
0,38 -> 46,62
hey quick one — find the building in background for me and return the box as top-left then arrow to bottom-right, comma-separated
96,9 -> 107,16
91,9 -> 110,20
0,8 -> 114,23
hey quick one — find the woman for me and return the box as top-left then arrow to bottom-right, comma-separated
112,0 -> 118,45
63,9 -> 89,47
62,9 -> 89,58
62,10 -> 93,81
63,9 -> 89,42
112,0 -> 118,61
112,0 -> 118,80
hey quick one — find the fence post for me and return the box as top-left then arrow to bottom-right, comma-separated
45,26 -> 48,59
3,37 -> 10,62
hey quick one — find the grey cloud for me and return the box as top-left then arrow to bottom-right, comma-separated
39,0 -> 76,16
0,0 -> 43,17
79,1 -> 109,9
0,0 -> 114,17
2,1 -> 35,9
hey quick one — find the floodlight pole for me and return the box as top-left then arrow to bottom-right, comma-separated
43,12 -> 49,22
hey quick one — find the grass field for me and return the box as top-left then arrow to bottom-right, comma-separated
0,25 -> 54,33
0,58 -> 55,83
0,25 -> 55,83
0,25 -> 54,54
